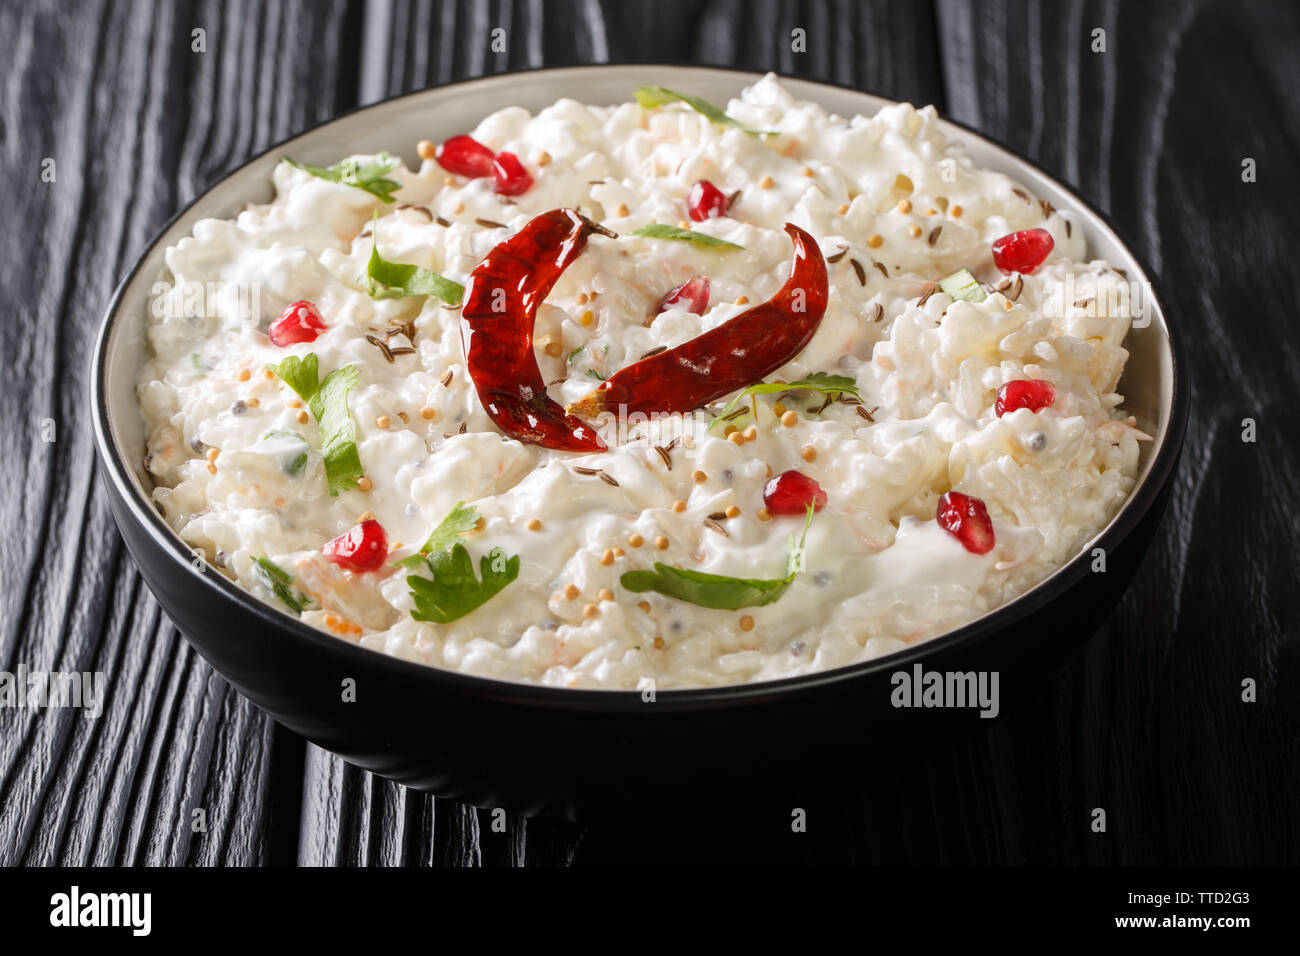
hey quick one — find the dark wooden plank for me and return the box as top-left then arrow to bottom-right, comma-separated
369,0 -> 945,105
0,0 -> 363,866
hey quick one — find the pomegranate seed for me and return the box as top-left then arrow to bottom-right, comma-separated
434,135 -> 495,178
491,151 -> 534,196
937,492 -> 995,555
995,379 -> 1056,416
687,179 -> 730,222
268,300 -> 327,347
656,277 -> 711,315
763,470 -> 828,515
323,519 -> 389,572
991,228 -> 1054,274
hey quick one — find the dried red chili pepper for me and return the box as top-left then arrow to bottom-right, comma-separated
568,223 -> 828,418
461,208 -> 615,452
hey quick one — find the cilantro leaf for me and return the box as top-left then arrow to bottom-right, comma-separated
408,544 -> 520,624
634,86 -> 775,136
621,506 -> 814,609
308,366 -> 363,495
270,354 -> 363,496
394,501 -> 480,568
401,502 -> 520,622
631,224 -> 743,249
567,347 -> 584,364
708,372 -> 862,428
271,352 -> 319,402
255,556 -> 312,613
283,153 -> 401,202
399,506 -> 520,628
938,268 -> 987,303
365,216 -> 464,304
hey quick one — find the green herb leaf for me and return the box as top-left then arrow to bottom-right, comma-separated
394,501 -> 480,569
270,354 -> 363,496
634,86 -> 775,136
620,506 -> 814,609
255,556 -> 312,613
567,346 -> 584,364
283,153 -> 401,202
620,563 -> 793,610
937,268 -> 987,303
631,224 -> 743,249
271,353 -> 320,403
407,544 -> 520,624
402,502 -> 520,622
308,365 -> 363,495
586,368 -> 607,381
708,371 -> 862,429
365,216 -> 464,304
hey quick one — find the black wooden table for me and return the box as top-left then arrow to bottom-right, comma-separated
2,0 -> 1297,866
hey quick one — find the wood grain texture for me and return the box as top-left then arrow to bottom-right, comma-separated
0,0 -> 359,866
1,0 -> 1296,867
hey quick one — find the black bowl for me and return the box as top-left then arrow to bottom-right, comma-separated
91,66 -> 1188,818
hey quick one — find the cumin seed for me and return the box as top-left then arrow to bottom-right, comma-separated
1040,199 -> 1055,219
640,345 -> 668,359
994,276 -> 1013,292
435,216 -> 451,227
598,471 -> 620,487
1012,187 -> 1031,203
653,446 -> 672,469
869,302 -> 884,323
1065,220 -> 1072,238
855,405 -> 878,422
397,204 -> 434,221
927,225 -> 942,246
850,258 -> 867,286
440,369 -> 453,387
917,284 -> 937,306
365,333 -> 395,363
1008,275 -> 1023,301
826,246 -> 849,264
573,466 -> 600,475
872,259 -> 888,278
703,519 -> 729,537
475,217 -> 507,229
727,189 -> 741,208
708,511 -> 728,522
388,319 -> 417,343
